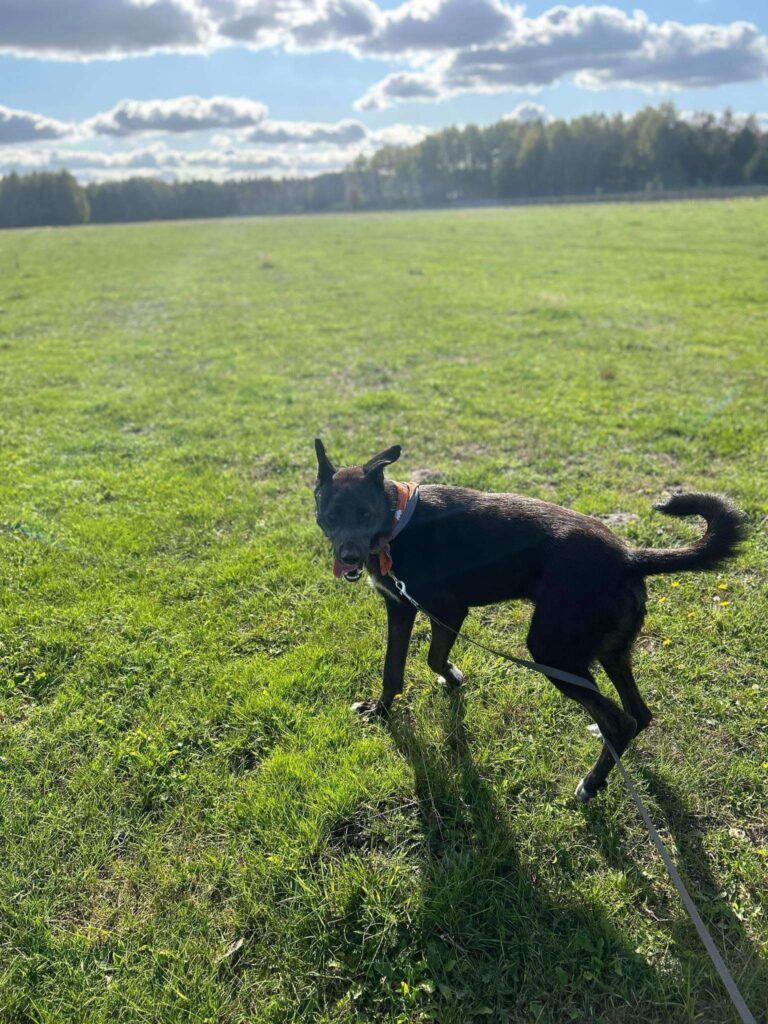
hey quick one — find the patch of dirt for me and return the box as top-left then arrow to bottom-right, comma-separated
411,467 -> 446,484
324,796 -> 420,856
450,441 -> 494,462
248,454 -> 305,481
596,512 -> 640,527
227,745 -> 260,775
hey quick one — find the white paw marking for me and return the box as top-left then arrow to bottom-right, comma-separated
574,779 -> 593,803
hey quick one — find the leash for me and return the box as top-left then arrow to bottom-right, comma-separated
388,571 -> 758,1024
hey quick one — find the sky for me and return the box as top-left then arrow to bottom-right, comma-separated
1,0 -> 767,183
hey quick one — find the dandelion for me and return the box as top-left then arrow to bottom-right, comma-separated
663,639 -> 672,646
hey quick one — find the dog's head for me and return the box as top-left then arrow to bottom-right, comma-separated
313,439 -> 401,582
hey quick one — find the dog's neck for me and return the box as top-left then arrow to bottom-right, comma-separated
374,479 -> 419,575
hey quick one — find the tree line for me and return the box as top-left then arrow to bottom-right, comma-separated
1,105 -> 767,229
348,104 -> 768,207
0,169 -> 90,227
0,171 -> 346,228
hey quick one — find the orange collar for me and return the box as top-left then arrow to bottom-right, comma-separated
374,480 -> 419,575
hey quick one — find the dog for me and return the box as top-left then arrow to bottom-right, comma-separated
313,439 -> 744,801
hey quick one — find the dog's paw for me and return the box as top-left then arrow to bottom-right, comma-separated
574,779 -> 595,803
438,663 -> 464,691
351,698 -> 388,720
587,723 -> 603,740
574,775 -> 608,804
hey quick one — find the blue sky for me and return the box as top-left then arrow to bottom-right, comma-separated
1,0 -> 766,181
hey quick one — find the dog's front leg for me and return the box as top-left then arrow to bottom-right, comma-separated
352,596 -> 416,718
428,609 -> 467,691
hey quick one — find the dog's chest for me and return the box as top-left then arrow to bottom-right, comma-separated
367,572 -> 407,605
367,573 -> 390,599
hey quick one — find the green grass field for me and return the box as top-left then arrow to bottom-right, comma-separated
0,201 -> 766,1024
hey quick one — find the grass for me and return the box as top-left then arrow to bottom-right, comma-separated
0,200 -> 766,1024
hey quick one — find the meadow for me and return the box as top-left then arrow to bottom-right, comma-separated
0,200 -> 766,1023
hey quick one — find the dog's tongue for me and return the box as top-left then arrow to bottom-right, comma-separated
333,559 -> 358,578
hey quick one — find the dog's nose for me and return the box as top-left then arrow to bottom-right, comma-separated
339,544 -> 363,564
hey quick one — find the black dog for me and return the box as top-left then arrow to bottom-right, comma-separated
313,440 -> 744,801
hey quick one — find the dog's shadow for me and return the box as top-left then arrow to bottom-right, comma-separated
386,692 -> 669,1021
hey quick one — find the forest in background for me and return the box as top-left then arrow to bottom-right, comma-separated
2,105 -> 767,227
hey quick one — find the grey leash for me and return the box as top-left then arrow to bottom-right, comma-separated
389,572 -> 758,1024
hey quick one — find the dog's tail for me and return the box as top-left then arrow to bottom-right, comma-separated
630,493 -> 746,576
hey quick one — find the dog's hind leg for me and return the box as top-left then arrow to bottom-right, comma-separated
427,604 -> 468,691
600,645 -> 653,734
527,611 -> 637,803
598,583 -> 651,733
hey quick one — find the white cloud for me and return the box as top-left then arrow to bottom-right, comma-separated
355,71 -> 443,110
0,94 -> 426,159
442,7 -> 650,90
0,0 -> 764,113
0,104 -> 73,144
363,0 -> 515,56
369,123 -> 429,146
0,101 -> 428,182
293,0 -> 514,55
0,0 -> 210,59
356,6 -> 768,107
289,0 -> 380,50
0,142 -> 295,180
87,95 -> 268,135
212,0 -> 316,46
243,118 -> 367,145
575,18 -> 768,90
503,101 -> 547,122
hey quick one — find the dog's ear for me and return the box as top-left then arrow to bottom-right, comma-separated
363,445 -> 401,479
314,438 -> 336,485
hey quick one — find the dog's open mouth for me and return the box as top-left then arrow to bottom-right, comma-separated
333,559 -> 364,582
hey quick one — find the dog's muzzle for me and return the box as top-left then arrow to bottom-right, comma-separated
333,559 -> 364,582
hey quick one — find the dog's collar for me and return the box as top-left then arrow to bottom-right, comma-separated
373,480 -> 419,575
